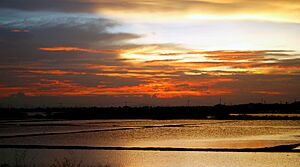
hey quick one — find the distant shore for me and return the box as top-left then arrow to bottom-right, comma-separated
1,102 -> 300,120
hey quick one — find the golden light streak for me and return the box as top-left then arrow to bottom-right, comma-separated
96,0 -> 300,23
252,91 -> 286,95
120,47 -> 300,75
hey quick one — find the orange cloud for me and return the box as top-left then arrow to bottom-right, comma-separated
0,77 -> 235,98
36,79 -> 74,87
252,91 -> 286,95
204,51 -> 266,61
10,29 -> 30,33
87,64 -> 180,78
3,45 -> 299,100
0,86 -> 27,97
39,47 -> 123,54
39,46 -> 299,77
130,48 -> 299,75
94,78 -> 234,98
86,65 -> 126,72
96,72 -> 177,78
16,70 -> 86,75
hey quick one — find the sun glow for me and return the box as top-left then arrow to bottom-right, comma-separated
120,46 -> 191,62
187,14 -> 296,23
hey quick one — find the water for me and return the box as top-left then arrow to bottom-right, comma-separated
0,120 -> 300,166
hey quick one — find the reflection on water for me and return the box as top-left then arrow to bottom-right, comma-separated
0,120 -> 300,166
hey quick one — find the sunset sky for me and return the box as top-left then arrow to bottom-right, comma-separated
0,0 -> 300,107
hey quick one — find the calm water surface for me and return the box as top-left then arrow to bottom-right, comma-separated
0,120 -> 299,166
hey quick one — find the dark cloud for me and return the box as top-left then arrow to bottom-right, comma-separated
0,10 -> 147,99
1,0 -> 298,15
0,13 -> 140,66
0,0 -> 215,13
0,0 -> 98,12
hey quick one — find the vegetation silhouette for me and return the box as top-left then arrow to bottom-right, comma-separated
0,156 -> 110,167
0,102 -> 299,120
